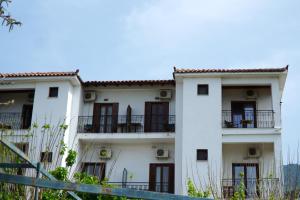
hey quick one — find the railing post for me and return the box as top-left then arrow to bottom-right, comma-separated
34,162 -> 41,200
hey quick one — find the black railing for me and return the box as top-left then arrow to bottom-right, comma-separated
0,112 -> 31,129
222,178 -> 280,198
108,182 -> 169,193
222,110 -> 274,128
77,115 -> 175,133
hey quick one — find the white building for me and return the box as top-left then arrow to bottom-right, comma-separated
0,66 -> 288,198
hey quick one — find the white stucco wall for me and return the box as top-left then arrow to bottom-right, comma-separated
176,77 -> 222,195
81,87 -> 175,117
222,87 -> 272,110
222,143 -> 275,179
77,142 -> 175,182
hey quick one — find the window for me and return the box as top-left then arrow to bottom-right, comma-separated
82,162 -> 106,181
197,84 -> 209,95
49,87 -> 59,97
40,152 -> 53,162
197,149 -> 208,161
15,143 -> 29,155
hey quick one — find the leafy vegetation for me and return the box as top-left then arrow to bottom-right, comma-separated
0,0 -> 21,31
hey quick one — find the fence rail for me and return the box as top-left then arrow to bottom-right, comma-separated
222,110 -> 274,128
77,115 -> 175,133
222,178 -> 280,198
108,181 -> 170,193
0,173 -> 210,200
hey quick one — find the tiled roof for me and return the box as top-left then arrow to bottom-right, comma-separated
84,80 -> 175,87
173,66 -> 289,74
0,70 -> 80,78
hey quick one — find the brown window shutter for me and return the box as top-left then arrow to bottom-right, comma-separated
169,164 -> 175,193
162,102 -> 169,132
111,103 -> 119,132
144,102 -> 152,132
149,164 -> 156,191
92,103 -> 100,133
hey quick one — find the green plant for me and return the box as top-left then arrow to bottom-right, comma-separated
65,149 -> 77,167
230,173 -> 246,200
50,167 -> 68,181
186,178 -> 210,198
59,140 -> 67,155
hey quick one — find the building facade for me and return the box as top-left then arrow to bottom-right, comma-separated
0,67 -> 288,198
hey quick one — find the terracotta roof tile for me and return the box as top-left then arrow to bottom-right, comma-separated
173,66 -> 288,74
84,80 -> 175,87
0,70 -> 80,78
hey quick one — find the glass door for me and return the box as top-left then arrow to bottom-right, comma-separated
144,102 -> 169,132
233,163 -> 259,197
99,104 -> 113,133
231,102 -> 256,128
149,163 -> 174,193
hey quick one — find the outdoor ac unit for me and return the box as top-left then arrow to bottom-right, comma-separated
84,91 -> 96,102
156,148 -> 169,158
99,148 -> 112,159
245,90 -> 258,99
159,90 -> 172,100
248,148 -> 260,158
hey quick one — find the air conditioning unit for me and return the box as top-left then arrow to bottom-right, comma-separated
99,148 -> 112,159
159,90 -> 172,100
248,148 -> 260,158
156,148 -> 169,158
84,91 -> 96,102
245,90 -> 258,99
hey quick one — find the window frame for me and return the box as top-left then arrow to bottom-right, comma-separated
40,151 -> 53,162
48,87 -> 59,98
196,149 -> 208,161
82,162 -> 106,181
197,84 -> 209,95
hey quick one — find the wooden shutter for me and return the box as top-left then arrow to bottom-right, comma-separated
149,164 -> 156,191
144,102 -> 152,132
92,103 -> 101,133
111,103 -> 119,133
168,164 -> 175,193
161,102 -> 169,132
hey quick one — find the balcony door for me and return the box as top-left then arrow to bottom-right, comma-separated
149,163 -> 174,193
233,163 -> 259,197
21,104 -> 33,129
93,103 -> 118,133
144,102 -> 169,132
231,101 -> 256,128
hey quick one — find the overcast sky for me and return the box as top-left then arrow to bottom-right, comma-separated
0,0 -> 299,163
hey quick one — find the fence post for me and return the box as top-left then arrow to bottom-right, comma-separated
34,162 -> 41,200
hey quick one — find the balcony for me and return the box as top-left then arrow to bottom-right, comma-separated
77,115 -> 175,133
222,110 -> 274,128
222,178 -> 280,198
0,112 -> 32,130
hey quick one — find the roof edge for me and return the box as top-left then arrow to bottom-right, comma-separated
173,66 -> 289,74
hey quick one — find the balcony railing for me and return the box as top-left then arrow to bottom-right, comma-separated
108,182 -> 170,193
222,110 -> 274,128
77,115 -> 175,133
0,112 -> 31,130
222,178 -> 280,198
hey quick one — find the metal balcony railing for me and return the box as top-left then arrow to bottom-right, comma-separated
107,182 -> 170,193
222,178 -> 280,198
77,115 -> 175,133
222,110 -> 274,128
0,112 -> 31,129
